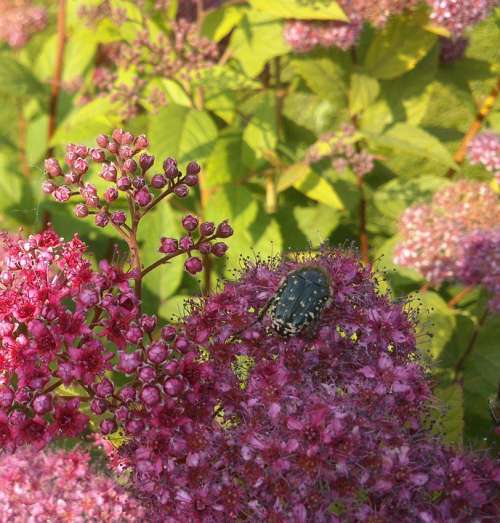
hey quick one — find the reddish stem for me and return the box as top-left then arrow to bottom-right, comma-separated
446,77 -> 499,178
447,285 -> 475,308
47,0 -> 67,157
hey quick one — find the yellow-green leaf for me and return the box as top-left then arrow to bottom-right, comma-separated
293,172 -> 344,209
249,0 -> 347,21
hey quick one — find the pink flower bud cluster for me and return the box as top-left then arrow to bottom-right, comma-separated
78,0 -> 128,26
395,181 -> 500,305
467,131 -> 500,183
0,0 -> 47,48
96,250 -> 499,521
307,123 -> 375,177
0,447 -> 146,520
439,36 -> 469,64
160,215 -> 232,275
428,0 -> 498,36
77,21 -> 218,120
44,129 -> 190,222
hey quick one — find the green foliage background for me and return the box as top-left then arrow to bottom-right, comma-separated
0,0 -> 499,452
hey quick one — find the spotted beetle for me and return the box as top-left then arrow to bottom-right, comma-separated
266,266 -> 331,336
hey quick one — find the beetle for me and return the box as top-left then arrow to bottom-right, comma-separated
267,266 -> 331,336
234,266 -> 332,339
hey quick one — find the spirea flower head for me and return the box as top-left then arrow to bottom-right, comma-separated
439,36 -> 469,63
427,0 -> 499,36
0,0 -> 47,48
99,249 -> 499,521
467,131 -> 500,183
394,180 -> 500,303
0,228 -> 141,450
0,447 -> 146,521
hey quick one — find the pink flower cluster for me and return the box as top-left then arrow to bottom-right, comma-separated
307,123 -> 375,178
284,19 -> 363,52
0,228 -> 138,450
284,0 -> 423,52
439,36 -> 468,64
0,0 -> 47,48
95,250 -> 499,521
428,0 -> 499,36
0,447 -> 145,521
467,131 -> 500,183
395,180 -> 500,307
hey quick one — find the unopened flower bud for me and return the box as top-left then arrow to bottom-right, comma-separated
95,211 -> 110,228
96,378 -> 114,398
185,256 -> 203,274
104,187 -> 119,202
186,161 -> 201,175
117,176 -> 131,191
42,180 -> 56,194
119,145 -> 134,160
112,128 -> 125,144
216,220 -> 233,238
151,174 -> 167,188
75,145 -> 88,157
100,418 -> 116,435
90,398 -> 108,415
119,385 -> 136,403
44,158 -> 62,178
135,134 -> 149,149
134,187 -> 152,207
198,241 -> 212,254
174,184 -> 189,198
147,342 -> 168,364
123,158 -> 137,174
0,386 -> 15,409
111,211 -> 126,225
184,173 -> 199,186
138,366 -> 156,383
118,351 -> 142,374
53,186 -> 71,202
200,221 -> 215,237
179,235 -> 194,251
163,157 -> 178,178
132,176 -> 146,189
33,394 -> 52,414
74,204 -> 89,218
161,325 -> 176,341
96,133 -> 109,148
164,378 -> 183,396
126,418 -> 145,435
107,141 -> 119,154
90,148 -> 106,162
100,163 -> 117,182
159,238 -> 178,254
181,214 -> 199,232
140,314 -> 157,333
139,153 -> 155,172
212,242 -> 228,257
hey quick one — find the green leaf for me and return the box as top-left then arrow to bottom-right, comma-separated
373,175 -> 448,221
148,105 -> 217,164
277,162 -> 310,192
293,171 -> 344,209
202,5 -> 246,41
413,291 -> 456,361
243,93 -> 277,157
158,294 -> 192,321
139,204 -> 185,309
283,92 -> 340,135
433,383 -> 464,446
294,204 -> 340,246
364,11 -> 436,79
371,124 -> 458,170
50,98 -> 120,146
462,315 -> 500,447
205,129 -> 248,188
349,72 -> 380,115
292,49 -> 351,107
229,12 -> 290,78
248,0 -> 347,20
0,54 -> 46,101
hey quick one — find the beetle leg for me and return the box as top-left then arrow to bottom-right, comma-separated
228,296 -> 274,341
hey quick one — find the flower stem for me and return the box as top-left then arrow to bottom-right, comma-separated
446,77 -> 499,178
453,308 -> 489,383
141,251 -> 182,278
447,285 -> 475,308
47,0 -> 66,157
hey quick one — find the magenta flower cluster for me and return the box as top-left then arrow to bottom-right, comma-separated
306,123 -> 375,178
93,250 -> 499,521
0,0 -> 47,48
0,447 -> 145,521
394,180 -> 500,308
467,131 -> 500,183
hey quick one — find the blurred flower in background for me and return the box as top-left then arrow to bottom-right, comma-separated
0,447 -> 146,521
0,0 -> 47,48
